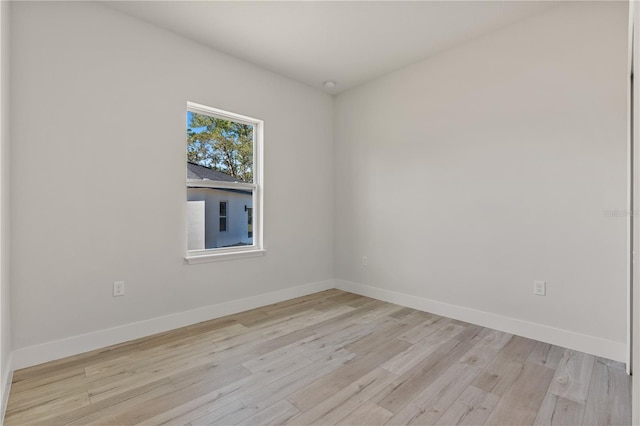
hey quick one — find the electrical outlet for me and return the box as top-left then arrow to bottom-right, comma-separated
361,256 -> 368,266
113,281 -> 125,297
533,280 -> 546,296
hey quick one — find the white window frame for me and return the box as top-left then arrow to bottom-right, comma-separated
185,102 -> 264,264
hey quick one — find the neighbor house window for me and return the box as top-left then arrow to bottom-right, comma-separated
185,102 -> 263,263
219,201 -> 228,232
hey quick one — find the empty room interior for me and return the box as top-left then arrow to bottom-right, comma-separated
1,0 -> 640,424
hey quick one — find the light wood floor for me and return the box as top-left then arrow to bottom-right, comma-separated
5,290 -> 632,425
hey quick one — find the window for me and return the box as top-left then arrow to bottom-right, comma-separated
219,201 -> 227,232
185,102 -> 263,263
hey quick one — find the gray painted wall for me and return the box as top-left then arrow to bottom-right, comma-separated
1,0 -> 11,410
10,1 -> 334,350
334,2 -> 628,345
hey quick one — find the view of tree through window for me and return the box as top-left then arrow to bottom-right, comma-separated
187,112 -> 254,183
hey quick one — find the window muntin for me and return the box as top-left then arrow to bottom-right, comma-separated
186,102 -> 262,257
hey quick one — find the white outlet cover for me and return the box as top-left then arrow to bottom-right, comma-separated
113,281 -> 125,297
533,280 -> 546,296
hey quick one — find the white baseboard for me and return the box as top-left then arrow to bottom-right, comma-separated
11,279 -> 335,370
8,277 -> 627,372
1,352 -> 12,424
336,279 -> 627,363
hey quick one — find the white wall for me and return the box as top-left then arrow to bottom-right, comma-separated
10,2 -> 333,354
335,2 -> 628,354
0,0 -> 11,416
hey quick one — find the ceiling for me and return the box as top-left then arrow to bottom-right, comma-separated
107,1 -> 555,94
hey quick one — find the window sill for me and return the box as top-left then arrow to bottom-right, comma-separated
185,248 -> 266,264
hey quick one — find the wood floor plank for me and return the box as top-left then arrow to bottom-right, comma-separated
397,315 -> 447,344
353,303 -> 407,324
583,358 -> 632,426
345,311 -> 430,356
86,352 -> 311,424
10,366 -> 88,396
547,349 -> 595,404
471,360 -> 524,398
11,340 -> 140,382
458,328 -> 513,370
373,334 -> 480,413
192,353 -> 354,426
287,341 -> 410,412
312,293 -> 367,311
187,385 -> 287,425
345,295 -> 380,309
45,378 -> 176,426
266,350 -> 357,396
300,342 -> 353,362
337,400 -> 393,425
84,375 -> 258,426
242,307 -> 358,371
471,336 -> 537,397
385,363 -> 480,425
527,341 -> 565,370
285,367 -> 397,425
207,308 -> 347,366
309,317 -> 394,351
533,393 -> 586,426
434,385 -> 500,426
484,362 -> 555,426
235,399 -> 299,426
271,304 -> 357,332
168,362 -> 251,391
597,357 -> 627,371
85,340 -> 223,390
241,335 -> 317,372
115,353 -> 311,426
302,300 -> 388,339
134,317 -> 239,351
5,390 -> 90,425
385,328 -> 508,425
235,294 -> 337,327
380,320 -> 465,375
4,290 -> 630,426
387,307 -> 416,320
7,369 -> 88,406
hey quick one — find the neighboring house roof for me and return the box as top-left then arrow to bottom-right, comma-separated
187,162 -> 243,182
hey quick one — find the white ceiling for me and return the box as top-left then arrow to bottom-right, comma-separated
107,1 -> 555,94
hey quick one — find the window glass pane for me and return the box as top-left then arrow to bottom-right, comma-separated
186,105 -> 259,254
187,187 -> 253,249
186,111 -> 254,183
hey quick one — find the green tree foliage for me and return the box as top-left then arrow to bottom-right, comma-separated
187,112 -> 253,182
